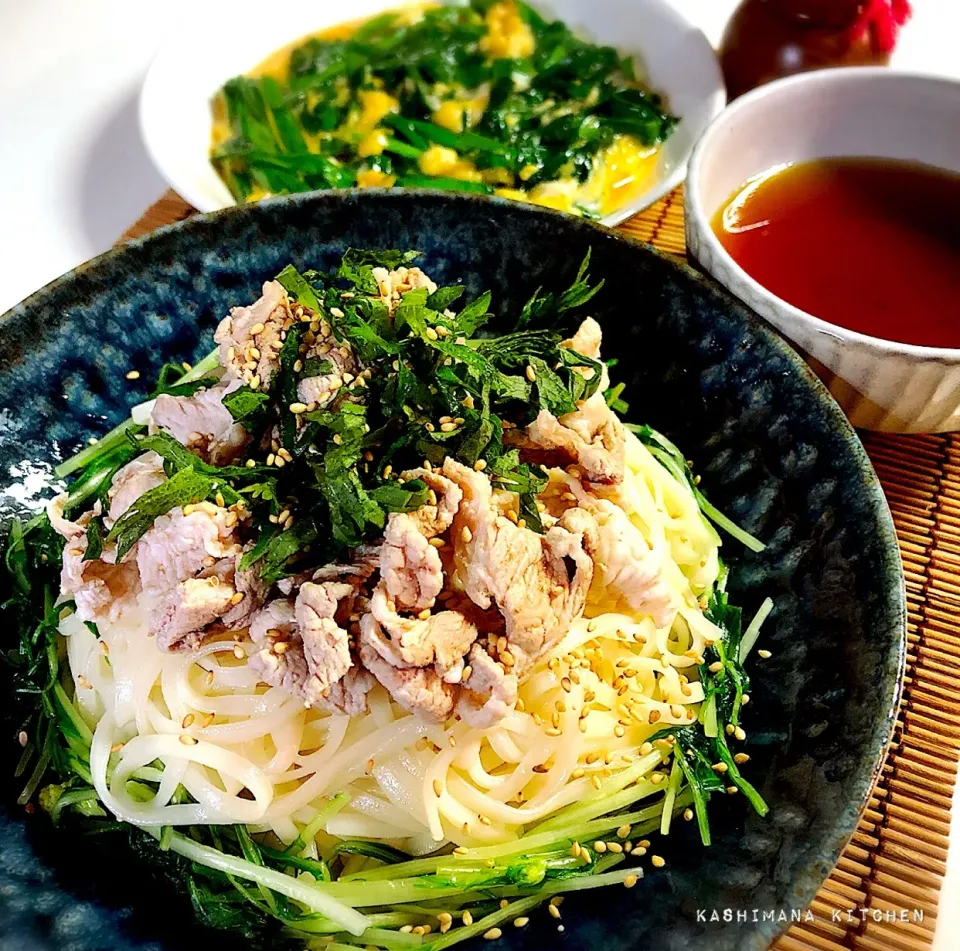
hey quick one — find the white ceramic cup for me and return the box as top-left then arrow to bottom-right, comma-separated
685,67 -> 960,433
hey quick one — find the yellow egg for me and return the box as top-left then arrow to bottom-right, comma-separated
357,129 -> 389,157
432,86 -> 490,132
480,1 -> 536,59
419,145 -> 483,182
494,187 -> 534,204
481,167 -> 515,186
356,169 -> 397,188
580,135 -> 658,216
355,89 -> 400,131
529,180 -> 578,213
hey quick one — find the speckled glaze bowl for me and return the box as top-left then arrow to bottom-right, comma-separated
0,191 -> 904,951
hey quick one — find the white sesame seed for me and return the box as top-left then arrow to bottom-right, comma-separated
525,364 -> 537,382
125,370 -> 140,380
651,855 -> 666,868
757,649 -> 772,659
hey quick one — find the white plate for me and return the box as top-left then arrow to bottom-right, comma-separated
139,0 -> 724,223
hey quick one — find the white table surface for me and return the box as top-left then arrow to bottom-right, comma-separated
0,0 -> 958,942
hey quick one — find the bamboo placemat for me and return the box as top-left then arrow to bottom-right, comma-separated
120,188 -> 960,951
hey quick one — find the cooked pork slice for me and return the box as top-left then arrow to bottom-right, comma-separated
247,599 -> 326,704
60,546 -> 140,623
247,582 -> 366,710
106,452 -> 167,527
149,379 -> 249,464
365,584 -> 478,678
508,318 -> 624,485
371,265 -> 438,315
562,316 -> 603,360
358,635 -> 456,723
580,499 -> 678,627
379,513 -> 444,611
201,553 -> 269,629
315,665 -> 376,717
214,280 -> 291,387
249,598 -> 297,643
310,544 -> 380,583
47,494 -> 96,541
153,576 -> 237,652
249,637 -> 321,705
443,458 -> 594,671
136,505 -> 240,595
49,495 -> 139,622
457,643 -> 518,729
400,467 -> 462,537
297,342 -> 359,408
519,390 -> 625,485
296,581 -> 354,693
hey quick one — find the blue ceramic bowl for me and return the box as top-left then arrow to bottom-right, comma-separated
0,191 -> 905,951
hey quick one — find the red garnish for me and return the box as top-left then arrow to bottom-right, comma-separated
849,0 -> 913,54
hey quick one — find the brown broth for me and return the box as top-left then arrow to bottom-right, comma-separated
712,157 -> 960,348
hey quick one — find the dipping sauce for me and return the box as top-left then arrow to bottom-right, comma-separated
712,157 -> 960,349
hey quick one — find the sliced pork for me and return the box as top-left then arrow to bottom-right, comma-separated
214,280 -> 292,387
149,380 -> 249,465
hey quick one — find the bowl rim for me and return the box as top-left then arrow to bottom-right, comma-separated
136,0 -> 726,224
0,188 -> 907,949
685,65 -> 960,361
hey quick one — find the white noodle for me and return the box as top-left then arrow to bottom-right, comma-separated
62,431 -> 725,853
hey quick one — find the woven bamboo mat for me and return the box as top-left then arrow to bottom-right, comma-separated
121,188 -> 960,951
